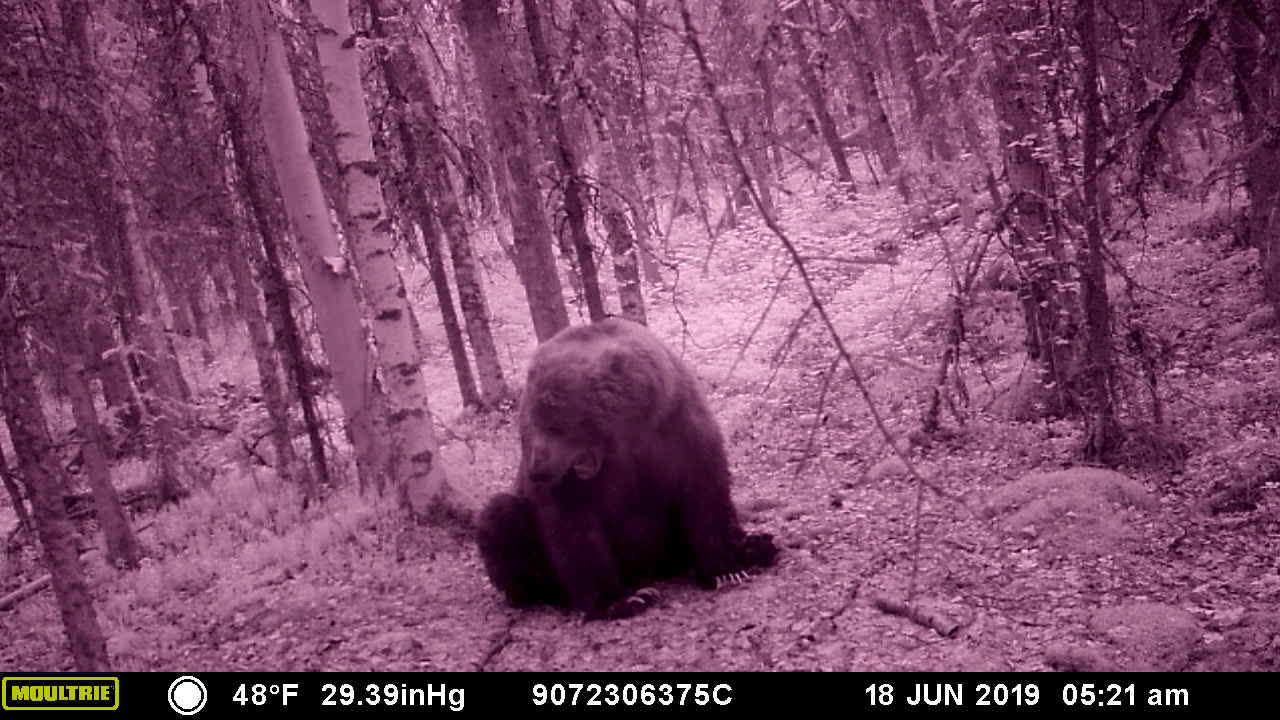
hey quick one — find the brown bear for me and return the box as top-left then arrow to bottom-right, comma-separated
476,317 -> 777,619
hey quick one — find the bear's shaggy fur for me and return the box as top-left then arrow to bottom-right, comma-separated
476,317 -> 776,619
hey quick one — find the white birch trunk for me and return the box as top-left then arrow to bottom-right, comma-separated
239,0 -> 384,499
310,0 -> 452,515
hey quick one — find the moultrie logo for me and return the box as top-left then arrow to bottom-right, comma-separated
2,676 -> 119,710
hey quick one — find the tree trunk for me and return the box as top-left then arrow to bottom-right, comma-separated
50,312 -> 140,569
61,0 -> 185,505
446,228 -> 511,407
0,445 -> 33,534
155,257 -> 196,338
458,0 -> 570,342
239,0 -> 384,500
181,24 -> 309,489
902,0 -> 963,162
257,225 -> 330,495
755,42 -> 783,171
1229,0 -> 1280,314
922,0 -> 1003,210
988,2 -> 1080,413
309,0 -> 453,516
0,300 -> 109,671
606,108 -> 666,285
486,157 -> 521,267
787,11 -> 854,187
208,261 -> 239,328
372,16 -> 511,407
162,332 -> 193,404
225,239 -> 304,487
597,108 -> 647,323
418,212 -> 483,410
85,318 -> 141,441
192,20 -> 331,495
186,281 -> 213,360
574,0 -> 666,287
879,0 -> 954,163
718,174 -> 738,230
624,0 -> 663,249
602,197 -> 646,325
685,132 -> 716,240
521,0 -> 606,322
1263,3 -> 1280,313
1077,0 -> 1121,459
832,1 -> 904,196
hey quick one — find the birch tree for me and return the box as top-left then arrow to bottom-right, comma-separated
369,2 -> 511,408
308,0 -> 454,515
238,0 -> 385,502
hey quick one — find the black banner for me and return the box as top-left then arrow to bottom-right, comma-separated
0,672 -> 1263,716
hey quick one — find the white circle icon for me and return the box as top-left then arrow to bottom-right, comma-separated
168,676 -> 208,716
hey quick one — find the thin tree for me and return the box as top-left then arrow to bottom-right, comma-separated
522,0 -> 606,322
0,283 -> 110,671
755,38 -> 783,171
418,211 -> 484,410
84,319 -> 141,441
1227,0 -> 1280,314
223,234 -> 308,487
846,17 -> 906,197
787,4 -> 855,188
573,0 -> 647,322
876,0 -> 954,163
601,191 -> 647,324
1077,0 -> 1120,458
369,1 -> 510,407
61,0 -> 186,504
157,12 -> 309,490
46,291 -> 140,569
573,0 -> 666,285
457,0 -> 570,342
190,13 -> 331,493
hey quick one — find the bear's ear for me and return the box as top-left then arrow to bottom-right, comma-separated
572,450 -> 602,480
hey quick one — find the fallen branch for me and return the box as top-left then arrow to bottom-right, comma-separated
0,520 -> 155,612
0,575 -> 51,612
871,593 -> 962,638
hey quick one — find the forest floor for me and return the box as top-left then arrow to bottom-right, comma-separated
2,175 -> 1278,672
